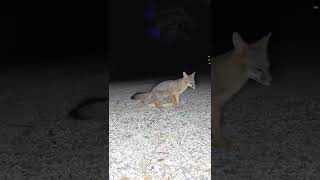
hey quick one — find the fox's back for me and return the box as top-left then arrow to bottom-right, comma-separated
152,79 -> 185,94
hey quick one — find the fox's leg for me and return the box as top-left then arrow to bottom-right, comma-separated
174,94 -> 180,107
137,100 -> 144,108
151,92 -> 164,109
169,94 -> 178,107
213,97 -> 238,149
154,100 -> 164,109
213,98 -> 223,145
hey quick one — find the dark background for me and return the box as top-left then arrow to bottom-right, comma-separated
212,1 -> 320,74
0,0 -> 107,67
109,0 -> 320,82
109,0 -> 211,81
1,1 -> 320,78
213,1 -> 320,42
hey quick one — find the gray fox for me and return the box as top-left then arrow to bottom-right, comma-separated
131,72 -> 196,108
212,32 -> 272,148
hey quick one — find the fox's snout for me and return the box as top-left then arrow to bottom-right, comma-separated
188,82 -> 196,89
262,81 -> 271,86
261,72 -> 272,86
259,73 -> 272,86
254,76 -> 272,86
248,68 -> 272,87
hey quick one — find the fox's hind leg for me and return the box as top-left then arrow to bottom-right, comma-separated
138,100 -> 148,108
151,92 -> 165,109
154,100 -> 164,109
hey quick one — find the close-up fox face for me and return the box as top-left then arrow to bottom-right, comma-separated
247,57 -> 272,86
183,72 -> 196,89
233,32 -> 272,86
247,33 -> 272,86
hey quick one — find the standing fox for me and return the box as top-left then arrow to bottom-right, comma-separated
131,72 -> 196,108
212,32 -> 272,148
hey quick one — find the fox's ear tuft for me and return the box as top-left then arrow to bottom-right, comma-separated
232,32 -> 247,52
266,32 -> 272,39
263,32 -> 272,43
258,32 -> 272,49
183,72 -> 188,78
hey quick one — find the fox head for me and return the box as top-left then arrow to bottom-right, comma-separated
232,32 -> 272,86
183,72 -> 196,89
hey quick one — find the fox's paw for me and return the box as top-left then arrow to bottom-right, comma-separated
174,105 -> 181,111
213,138 -> 240,150
148,103 -> 164,109
155,104 -> 165,109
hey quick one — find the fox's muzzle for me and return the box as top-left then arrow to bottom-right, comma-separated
262,81 -> 271,86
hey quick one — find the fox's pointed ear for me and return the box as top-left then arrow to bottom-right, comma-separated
232,32 -> 248,52
257,32 -> 272,50
262,32 -> 272,43
191,72 -> 196,77
183,72 -> 188,78
266,32 -> 272,39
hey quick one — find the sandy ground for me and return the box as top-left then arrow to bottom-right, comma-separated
109,76 -> 211,179
0,64 -> 108,179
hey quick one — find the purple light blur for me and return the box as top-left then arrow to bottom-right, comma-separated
145,0 -> 160,39
150,28 -> 160,38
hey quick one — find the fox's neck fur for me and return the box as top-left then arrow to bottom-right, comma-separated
150,76 -> 190,95
213,50 -> 250,105
175,78 -> 190,94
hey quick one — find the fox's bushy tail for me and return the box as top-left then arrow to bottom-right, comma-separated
68,97 -> 107,120
131,92 -> 151,100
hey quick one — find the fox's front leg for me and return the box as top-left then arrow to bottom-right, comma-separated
213,98 -> 238,149
174,95 -> 180,107
213,98 -> 224,146
170,94 -> 180,109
